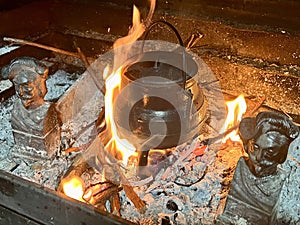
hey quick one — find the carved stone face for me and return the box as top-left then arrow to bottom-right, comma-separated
245,131 -> 289,177
239,111 -> 299,178
12,66 -> 47,110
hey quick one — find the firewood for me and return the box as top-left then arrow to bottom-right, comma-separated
185,31 -> 203,49
92,185 -> 121,205
83,181 -> 115,202
76,46 -> 105,93
85,136 -> 147,213
63,142 -> 91,155
76,46 -> 90,68
130,175 -> 154,187
57,155 -> 90,193
110,192 -> 121,216
94,203 -> 107,212
123,184 -> 146,213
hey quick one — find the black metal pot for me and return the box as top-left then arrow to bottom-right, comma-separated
113,51 -> 207,149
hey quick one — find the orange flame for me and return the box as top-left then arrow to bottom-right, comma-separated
61,2 -> 156,201
222,94 -> 247,142
104,66 -> 136,164
61,176 -> 85,202
103,0 -> 155,165
113,1 -> 155,49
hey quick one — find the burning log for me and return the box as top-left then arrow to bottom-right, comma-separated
123,184 -> 146,213
58,134 -> 146,214
57,155 -> 90,194
91,185 -> 122,206
83,181 -> 116,202
110,192 -> 122,216
97,141 -> 147,212
82,181 -> 123,213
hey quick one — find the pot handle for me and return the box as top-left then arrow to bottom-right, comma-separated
143,20 -> 184,46
141,20 -> 187,89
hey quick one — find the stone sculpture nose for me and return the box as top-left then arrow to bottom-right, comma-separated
255,148 -> 263,162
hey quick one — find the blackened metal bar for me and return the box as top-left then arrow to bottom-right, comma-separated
0,205 -> 41,225
0,170 -> 136,225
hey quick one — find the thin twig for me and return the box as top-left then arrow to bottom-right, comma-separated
76,46 -> 90,68
75,46 -> 105,93
185,32 -> 204,49
244,95 -> 266,117
287,155 -> 300,168
63,142 -> 91,155
4,37 -> 80,58
200,79 -> 219,87
130,176 -> 153,187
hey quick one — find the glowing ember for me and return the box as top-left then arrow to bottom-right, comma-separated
103,1 -> 155,165
62,176 -> 85,202
221,94 -> 247,142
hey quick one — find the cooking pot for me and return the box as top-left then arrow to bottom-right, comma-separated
113,50 -> 207,149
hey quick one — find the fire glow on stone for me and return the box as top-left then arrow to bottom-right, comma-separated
222,94 -> 247,143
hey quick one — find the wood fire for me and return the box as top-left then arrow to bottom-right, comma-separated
0,0 -> 299,224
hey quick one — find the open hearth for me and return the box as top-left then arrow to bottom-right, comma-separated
0,1 -> 300,225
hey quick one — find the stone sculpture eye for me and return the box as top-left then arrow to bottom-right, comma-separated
253,144 -> 259,151
266,148 -> 274,154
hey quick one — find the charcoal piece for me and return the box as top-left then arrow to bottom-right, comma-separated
161,216 -> 171,225
166,199 -> 178,212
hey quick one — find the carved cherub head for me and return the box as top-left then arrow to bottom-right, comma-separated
239,111 -> 299,177
1,57 -> 49,109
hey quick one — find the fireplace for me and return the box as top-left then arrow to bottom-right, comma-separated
0,0 -> 299,225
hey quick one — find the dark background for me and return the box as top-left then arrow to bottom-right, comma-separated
0,0 -> 299,34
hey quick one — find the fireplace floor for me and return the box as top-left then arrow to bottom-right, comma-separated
0,68 -> 298,224
0,84 -> 243,224
0,1 -> 300,224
